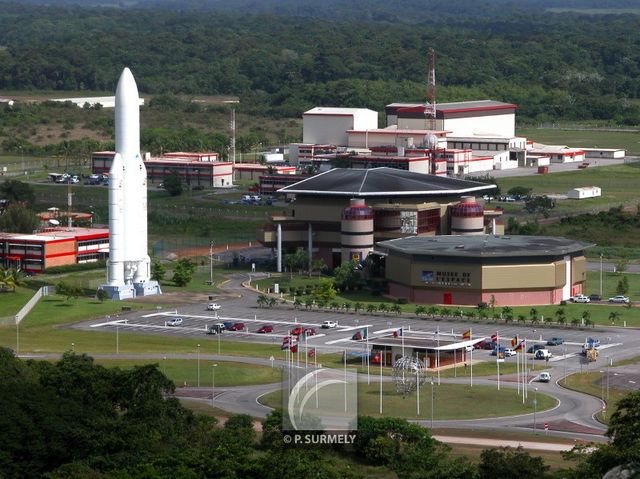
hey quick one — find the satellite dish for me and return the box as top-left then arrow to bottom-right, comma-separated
48,219 -> 60,226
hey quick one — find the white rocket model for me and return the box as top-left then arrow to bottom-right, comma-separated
102,68 -> 159,299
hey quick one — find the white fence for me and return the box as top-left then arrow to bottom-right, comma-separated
0,286 -> 54,327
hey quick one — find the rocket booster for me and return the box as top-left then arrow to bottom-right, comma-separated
107,68 -> 150,286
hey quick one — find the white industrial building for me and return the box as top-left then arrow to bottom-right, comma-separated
582,148 -> 626,160
302,107 -> 378,145
385,100 -> 517,138
568,186 -> 601,200
528,144 -> 585,163
50,96 -> 145,108
346,126 -> 449,150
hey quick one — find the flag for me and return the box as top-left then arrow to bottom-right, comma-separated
352,328 -> 368,341
290,344 -> 298,353
511,335 -> 518,347
491,332 -> 498,343
282,336 -> 290,344
299,331 -> 307,341
308,348 -> 316,358
393,328 -> 403,338
281,342 -> 289,350
515,340 -> 525,351
462,329 -> 471,340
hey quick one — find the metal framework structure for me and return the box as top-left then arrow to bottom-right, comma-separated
425,48 -> 437,130
392,356 -> 427,395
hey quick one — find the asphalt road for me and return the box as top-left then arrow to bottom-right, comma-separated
68,272 -> 640,441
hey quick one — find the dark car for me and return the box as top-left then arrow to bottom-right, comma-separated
222,321 -> 234,330
257,325 -> 274,334
227,322 -> 246,331
304,327 -> 316,336
207,323 -> 225,335
588,294 -> 602,302
475,340 -> 496,350
490,346 -> 507,356
527,344 -> 546,353
547,337 -> 564,346
290,326 -> 305,336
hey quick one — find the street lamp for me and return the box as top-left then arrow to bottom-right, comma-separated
211,363 -> 218,407
533,387 -> 538,434
209,241 -> 214,285
197,344 -> 201,387
599,370 -> 605,401
600,253 -> 603,298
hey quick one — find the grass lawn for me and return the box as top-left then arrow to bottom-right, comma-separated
561,371 -> 629,424
516,128 -> 640,155
259,382 -> 556,420
93,358 -> 281,387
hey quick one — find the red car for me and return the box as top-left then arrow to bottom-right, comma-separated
304,327 -> 316,336
228,322 -> 246,331
290,326 -> 305,336
257,325 -> 274,334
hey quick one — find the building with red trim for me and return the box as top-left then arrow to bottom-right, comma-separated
92,151 -> 233,188
0,227 -> 109,273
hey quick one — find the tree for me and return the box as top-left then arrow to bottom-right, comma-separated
0,179 -> 35,205
609,311 -> 621,324
56,281 -> 83,301
415,305 -> 427,317
390,304 -> 402,316
502,307 -> 513,323
479,447 -> 549,479
529,308 -> 538,324
378,303 -> 389,316
171,258 -> 196,287
310,258 -> 327,277
257,294 -> 268,308
151,261 -> 166,282
0,267 -> 24,292
524,195 -> 555,217
353,302 -> 363,314
0,203 -> 40,233
95,288 -> 108,302
507,186 -> 532,198
163,171 -> 183,196
333,260 -> 364,291
616,276 -> 629,295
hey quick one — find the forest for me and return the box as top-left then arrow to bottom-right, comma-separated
0,1 -> 639,126
1,347 -> 639,478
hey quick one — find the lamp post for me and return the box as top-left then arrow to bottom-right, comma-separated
600,253 -> 603,298
599,370 -> 605,401
430,378 -> 435,429
209,241 -> 214,285
533,387 -> 538,434
116,324 -> 119,355
211,363 -> 218,407
71,342 -> 75,352
197,344 -> 201,387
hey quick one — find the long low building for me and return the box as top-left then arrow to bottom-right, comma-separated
377,235 -> 592,306
0,227 -> 110,273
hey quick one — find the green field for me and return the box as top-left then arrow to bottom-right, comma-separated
562,371 -> 630,424
259,382 -> 556,420
94,358 -> 281,387
516,128 -> 640,155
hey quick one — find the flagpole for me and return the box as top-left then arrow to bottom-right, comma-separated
416,352 -> 420,417
366,327 -> 370,385
379,349 -> 383,414
517,341 -> 520,396
344,348 -> 347,412
470,328 -> 473,387
305,334 -> 308,374
436,327 -> 441,385
497,331 -> 501,391
315,348 -> 319,408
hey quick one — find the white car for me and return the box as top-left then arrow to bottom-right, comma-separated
608,295 -> 630,303
534,349 -> 552,360
503,348 -> 516,357
572,294 -> 590,303
207,303 -> 221,311
167,317 -> 183,326
321,320 -> 337,329
538,372 -> 551,383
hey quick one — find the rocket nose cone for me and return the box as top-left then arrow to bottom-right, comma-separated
116,67 -> 139,101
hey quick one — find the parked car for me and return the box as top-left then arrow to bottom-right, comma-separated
304,327 -> 316,336
547,337 -> 564,346
503,348 -> 516,357
538,372 -> 551,383
608,295 -> 630,303
491,346 -> 506,356
227,322 -> 246,331
207,303 -> 221,311
207,323 -> 225,335
527,344 -> 546,353
290,326 -> 305,336
588,294 -> 602,301
475,340 -> 496,350
222,321 -> 234,330
534,349 -> 553,360
257,325 -> 274,334
584,337 -> 600,348
167,317 -> 183,327
571,294 -> 590,303
322,320 -> 337,329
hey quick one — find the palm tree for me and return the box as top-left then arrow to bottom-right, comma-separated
502,307 -> 513,322
427,306 -> 439,318
517,314 -> 527,325
415,305 -> 427,318
440,307 -> 451,318
391,304 -> 402,316
343,302 -> 351,313
529,308 -> 538,325
267,297 -> 277,308
256,294 -> 268,308
555,308 -> 566,325
293,298 -> 302,309
571,317 -> 580,328
582,310 -> 591,327
353,302 -> 363,314
378,303 -> 389,316
609,311 -> 621,324
366,304 -> 377,314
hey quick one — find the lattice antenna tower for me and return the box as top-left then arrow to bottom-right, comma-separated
425,48 -> 437,130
